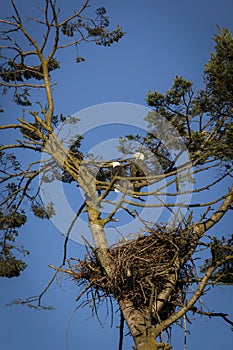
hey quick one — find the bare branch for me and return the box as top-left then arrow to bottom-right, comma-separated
155,255 -> 233,335
58,0 -> 89,28
11,0 -> 22,24
0,81 -> 51,88
195,184 -> 233,234
62,201 -> 86,265
189,307 -> 233,328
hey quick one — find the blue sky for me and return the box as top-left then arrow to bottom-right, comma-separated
1,1 -> 233,349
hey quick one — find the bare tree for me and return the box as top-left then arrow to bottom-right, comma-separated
1,2 -> 233,350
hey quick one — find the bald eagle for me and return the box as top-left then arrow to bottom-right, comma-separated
96,167 -> 111,195
133,152 -> 145,161
130,152 -> 146,193
110,161 -> 127,193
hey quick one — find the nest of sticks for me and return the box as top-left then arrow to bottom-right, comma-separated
67,227 -> 194,318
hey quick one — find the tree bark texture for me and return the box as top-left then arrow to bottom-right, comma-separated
119,299 -> 172,350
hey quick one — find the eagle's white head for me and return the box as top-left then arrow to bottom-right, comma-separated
133,152 -> 145,161
111,161 -> 121,168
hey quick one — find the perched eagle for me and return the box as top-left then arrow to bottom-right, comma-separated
130,152 -> 146,192
133,152 -> 145,161
110,161 -> 127,193
95,167 -> 111,195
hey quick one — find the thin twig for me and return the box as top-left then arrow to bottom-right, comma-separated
62,200 -> 86,265
118,310 -> 124,350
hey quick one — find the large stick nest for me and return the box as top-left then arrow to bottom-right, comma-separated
67,227 -> 194,316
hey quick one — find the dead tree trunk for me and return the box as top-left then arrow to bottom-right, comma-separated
119,299 -> 172,350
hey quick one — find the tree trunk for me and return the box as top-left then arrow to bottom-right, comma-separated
119,299 -> 172,350
133,333 -> 172,350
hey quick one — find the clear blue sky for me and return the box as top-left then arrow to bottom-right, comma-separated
1,1 -> 233,349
